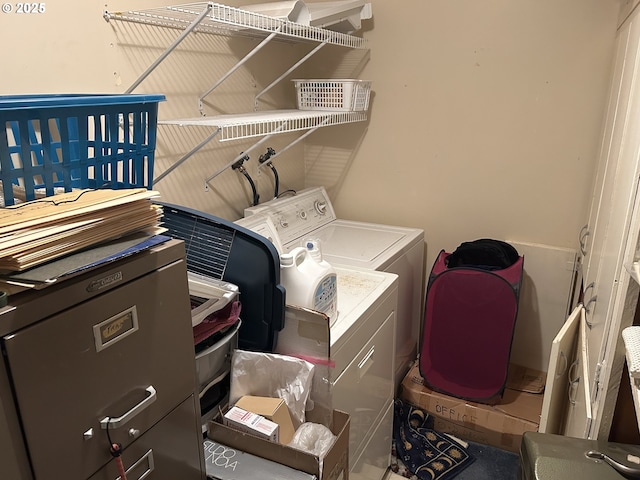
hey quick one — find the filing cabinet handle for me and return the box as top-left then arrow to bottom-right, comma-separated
101,386 -> 157,430
116,449 -> 155,480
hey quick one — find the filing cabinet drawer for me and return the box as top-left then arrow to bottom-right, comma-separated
89,395 -> 204,480
3,260 -> 197,480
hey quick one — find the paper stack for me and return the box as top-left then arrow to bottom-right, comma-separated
0,188 -> 164,273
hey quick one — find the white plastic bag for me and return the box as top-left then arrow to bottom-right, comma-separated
229,349 -> 315,426
288,422 -> 337,458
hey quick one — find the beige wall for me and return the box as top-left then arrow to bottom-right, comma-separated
325,0 -> 621,274
0,1 -> 622,287
1,0 -> 310,219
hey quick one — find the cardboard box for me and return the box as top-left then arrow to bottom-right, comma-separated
203,439 -> 316,480
400,363 -> 543,452
235,395 -> 296,445
506,363 -> 546,394
223,406 -> 279,442
209,410 -> 349,480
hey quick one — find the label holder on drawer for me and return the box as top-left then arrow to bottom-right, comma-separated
93,306 -> 139,352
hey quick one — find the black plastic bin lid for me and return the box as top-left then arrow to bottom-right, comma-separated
156,201 -> 285,353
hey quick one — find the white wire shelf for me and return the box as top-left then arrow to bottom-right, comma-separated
159,109 -> 367,141
104,2 -> 368,49
106,3 -> 371,185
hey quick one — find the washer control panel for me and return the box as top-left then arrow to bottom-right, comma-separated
244,187 -> 336,245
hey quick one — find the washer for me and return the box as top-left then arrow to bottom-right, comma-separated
236,214 -> 398,480
243,186 -> 425,389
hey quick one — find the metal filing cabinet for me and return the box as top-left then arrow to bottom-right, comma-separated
0,239 -> 205,480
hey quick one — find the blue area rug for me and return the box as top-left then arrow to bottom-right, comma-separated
392,399 -> 520,480
392,399 -> 474,480
451,441 -> 519,480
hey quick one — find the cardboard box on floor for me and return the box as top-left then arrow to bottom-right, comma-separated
208,409 -> 349,480
400,363 -> 544,452
210,307 -> 348,479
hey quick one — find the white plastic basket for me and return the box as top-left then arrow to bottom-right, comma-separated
293,79 -> 371,112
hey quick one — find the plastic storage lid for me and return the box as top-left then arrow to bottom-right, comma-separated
157,201 -> 285,353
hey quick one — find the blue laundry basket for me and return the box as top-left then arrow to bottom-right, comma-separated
0,93 -> 165,206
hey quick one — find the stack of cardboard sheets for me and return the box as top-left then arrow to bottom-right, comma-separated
0,188 -> 164,273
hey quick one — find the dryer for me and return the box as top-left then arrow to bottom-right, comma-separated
243,186 -> 425,388
328,265 -> 398,480
235,214 -> 398,480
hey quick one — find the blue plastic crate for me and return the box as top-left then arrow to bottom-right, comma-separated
0,93 -> 165,206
